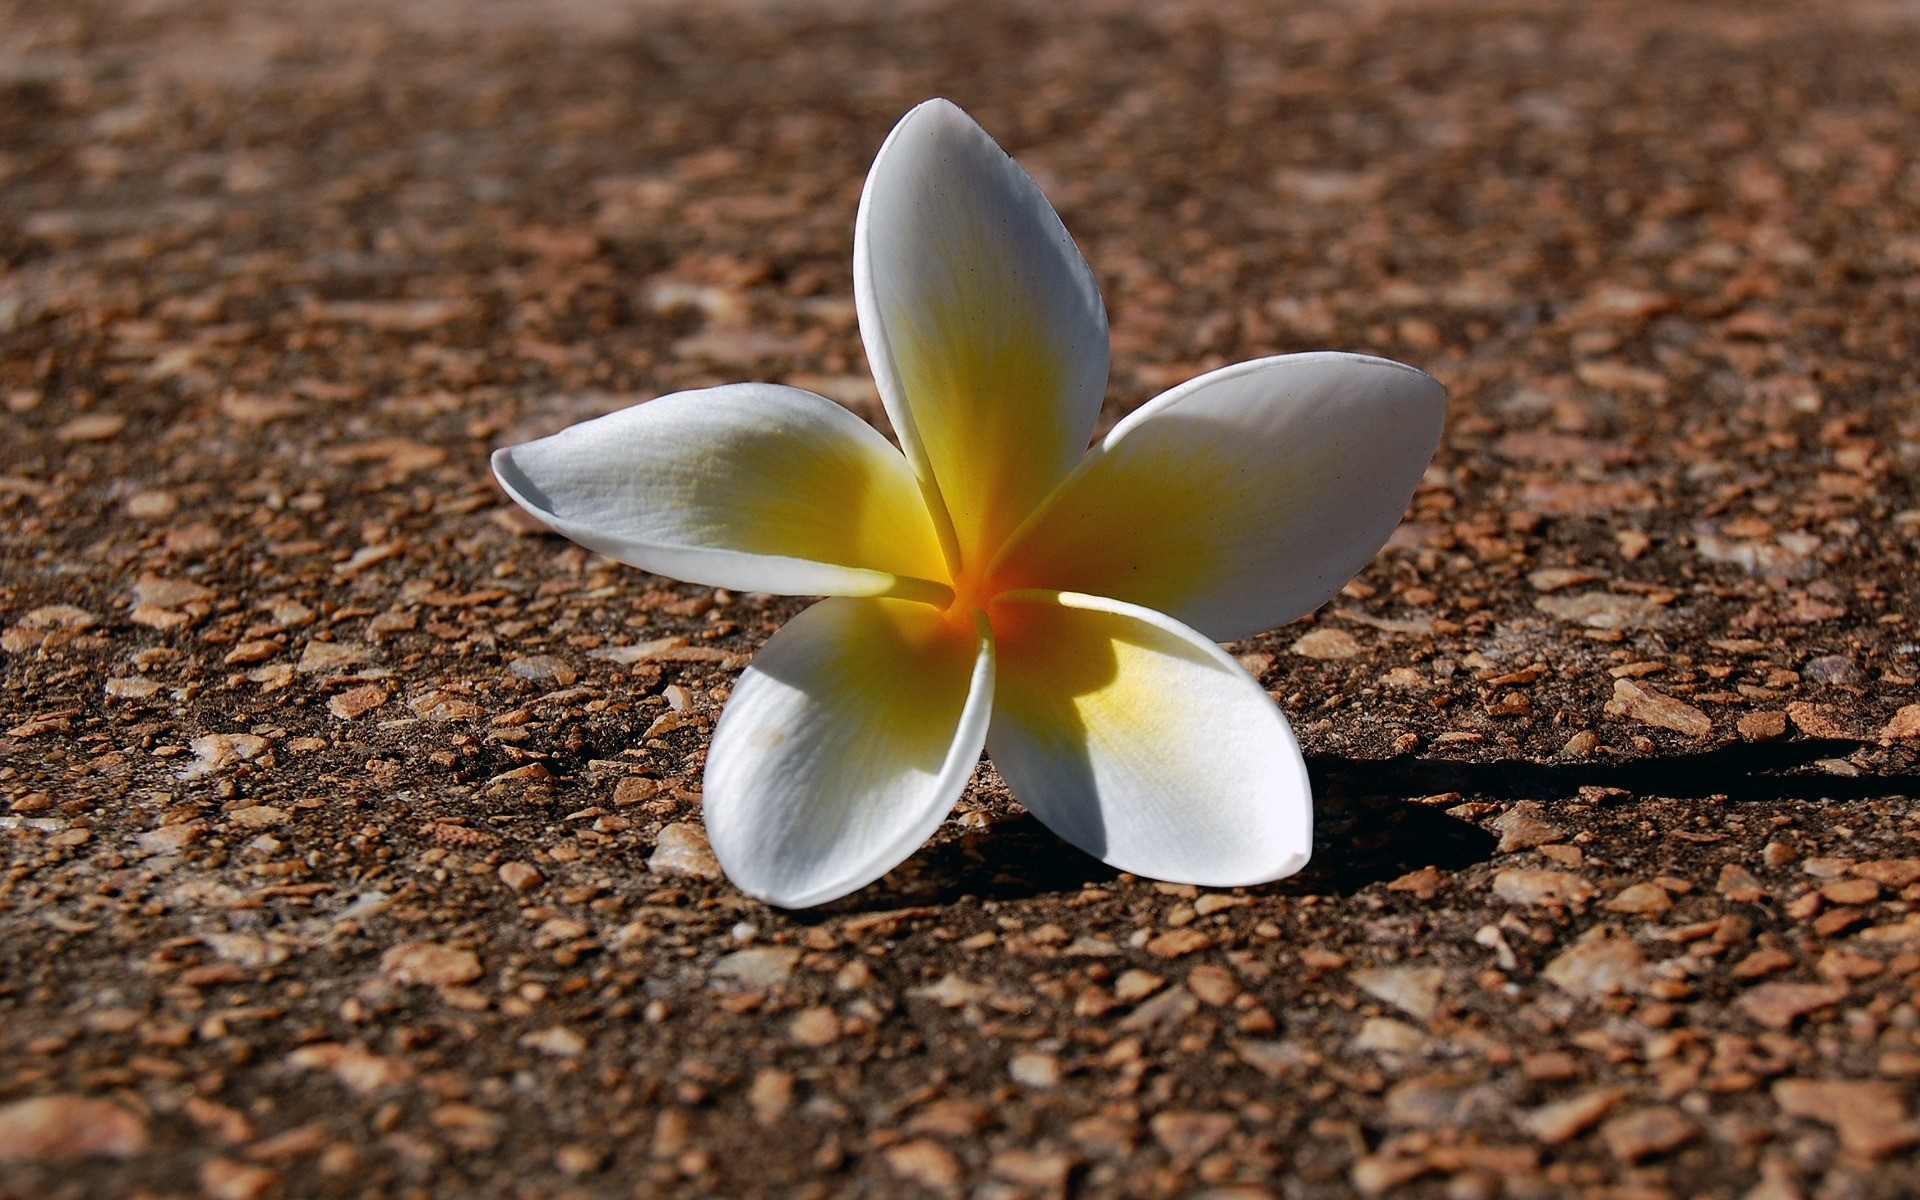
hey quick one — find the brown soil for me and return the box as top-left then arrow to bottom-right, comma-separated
5,0 -> 1920,1197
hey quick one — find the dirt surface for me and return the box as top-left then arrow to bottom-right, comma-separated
5,0 -> 1920,1196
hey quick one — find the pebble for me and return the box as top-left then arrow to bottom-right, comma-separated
54,412 -> 127,441
200,1158 -> 279,1200
1541,927 -> 1645,998
1717,863 -> 1766,902
990,1148 -> 1074,1190
497,862 -> 543,892
1008,1051 -> 1061,1088
1801,654 -> 1863,686
327,683 -> 388,720
648,823 -> 722,879
1348,966 -> 1445,1019
0,1095 -> 148,1160
1149,1110 -> 1235,1158
1600,1106 -> 1697,1162
1353,1017 -> 1429,1055
788,1007 -> 840,1047
884,1139 -> 963,1191
1114,969 -> 1164,1001
1290,628 -> 1361,659
297,640 -> 375,673
124,489 -> 178,518
1606,678 -> 1711,737
519,1026 -> 587,1056
1739,710 -> 1789,741
711,946 -> 801,989
1492,868 -> 1594,907
284,1044 -> 412,1093
1492,802 -> 1564,852
1880,705 -> 1920,740
1536,591 -> 1661,630
1516,1087 -> 1626,1143
1772,1079 -> 1920,1157
1602,882 -> 1672,915
508,654 -> 578,685
747,1068 -> 794,1125
1737,982 -> 1847,1028
380,941 -> 483,987
554,1144 -> 605,1175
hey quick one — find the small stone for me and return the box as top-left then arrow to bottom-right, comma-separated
1517,1087 -> 1627,1143
1186,964 -> 1238,1006
284,1044 -> 413,1094
554,1144 -> 605,1175
1821,878 -> 1880,906
1145,928 -> 1213,958
1492,801 -> 1564,852
54,412 -> 127,441
788,1007 -> 840,1047
1385,865 -> 1444,899
747,1068 -> 794,1125
1116,985 -> 1200,1033
1606,678 -> 1711,737
1602,882 -> 1672,915
1353,1017 -> 1429,1055
125,489 -> 178,518
648,823 -> 722,879
1739,711 -> 1789,742
1773,1080 -> 1920,1157
1561,729 -> 1600,757
0,1095 -> 147,1160
1383,1073 -> 1500,1130
884,1139 -> 963,1192
990,1148 -> 1075,1190
328,684 -> 388,720
1881,705 -> 1920,741
508,654 -> 578,685
1528,567 -> 1604,592
1718,864 -> 1767,902
519,1026 -> 586,1056
1351,1152 -> 1431,1196
1537,591 -> 1661,630
1600,1106 -> 1697,1162
711,946 -> 801,989
1737,982 -> 1847,1028
1802,654 -> 1862,685
200,1158 -> 278,1200
1291,628 -> 1361,659
497,862 -> 543,892
1786,701 -> 1855,740
1492,869 -> 1595,907
1542,927 -> 1645,999
297,640 -> 374,673
1149,1111 -> 1236,1159
1349,966 -> 1445,1019
1008,1051 -> 1061,1088
1114,969 -> 1165,1001
105,676 -> 164,700
1730,948 -> 1797,979
1853,859 -> 1920,887
380,942 -> 482,987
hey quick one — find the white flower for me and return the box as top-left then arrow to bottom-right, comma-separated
493,99 -> 1444,908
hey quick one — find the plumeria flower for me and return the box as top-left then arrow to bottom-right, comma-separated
492,99 -> 1444,908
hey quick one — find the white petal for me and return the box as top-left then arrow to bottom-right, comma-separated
986,590 -> 1310,887
704,597 -> 993,908
856,98 -> 1109,569
492,384 -> 948,599
994,352 -> 1445,641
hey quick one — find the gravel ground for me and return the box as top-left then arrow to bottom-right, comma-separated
5,0 -> 1920,1196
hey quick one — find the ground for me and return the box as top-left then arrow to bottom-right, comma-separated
4,0 -> 1920,1196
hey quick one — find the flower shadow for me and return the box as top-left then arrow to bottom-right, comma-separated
815,736 -> 1917,914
